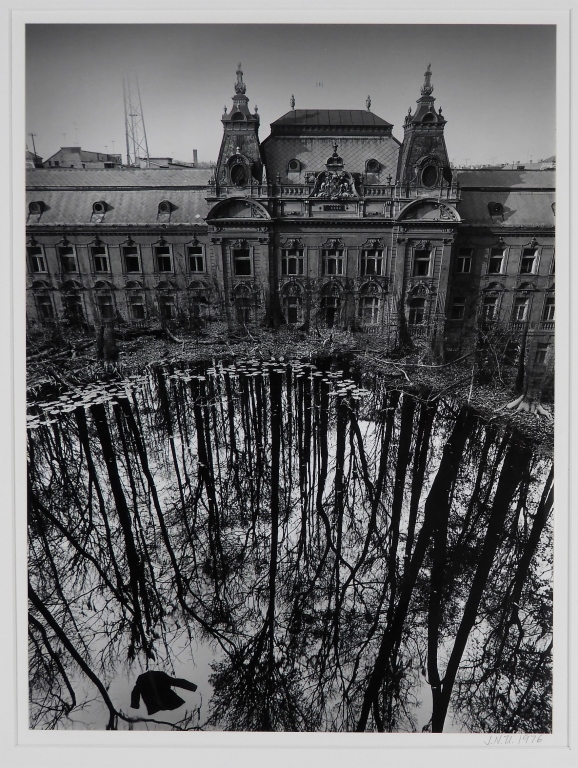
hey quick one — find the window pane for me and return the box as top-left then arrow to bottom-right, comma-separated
59,247 -> 77,273
37,295 -> 54,319
188,246 -> 204,272
123,247 -> 140,272
234,249 -> 251,276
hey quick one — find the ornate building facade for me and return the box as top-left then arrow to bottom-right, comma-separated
26,64 -> 555,366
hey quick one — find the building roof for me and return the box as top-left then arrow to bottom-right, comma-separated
261,134 -> 400,183
272,109 -> 393,127
455,169 -> 555,189
26,188 -> 211,226
459,189 -> 555,228
27,167 -> 214,189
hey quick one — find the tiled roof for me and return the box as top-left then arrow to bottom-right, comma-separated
271,109 -> 393,128
455,169 -> 555,189
262,135 -> 400,183
26,167 -> 214,189
458,190 -> 555,227
26,188 -> 211,226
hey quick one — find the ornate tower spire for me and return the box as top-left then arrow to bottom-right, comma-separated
235,62 -> 246,94
397,64 -> 450,186
215,64 -> 263,192
421,63 -> 433,96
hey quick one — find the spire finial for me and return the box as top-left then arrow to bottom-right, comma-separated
235,62 -> 246,95
421,63 -> 433,96
366,95 -> 371,110
290,94 -> 295,110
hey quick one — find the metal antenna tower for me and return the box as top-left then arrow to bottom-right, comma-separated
123,73 -> 150,167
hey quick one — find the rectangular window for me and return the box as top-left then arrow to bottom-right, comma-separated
281,249 -> 304,276
155,246 -> 172,273
456,248 -> 472,274
28,246 -> 46,273
62,294 -> 84,323
550,255 -> 555,275
513,296 -> 529,322
97,294 -> 114,320
520,248 -> 537,274
488,248 -> 504,274
123,246 -> 141,273
542,296 -> 555,321
233,248 -> 252,276
409,298 -> 425,324
450,296 -> 466,320
283,295 -> 302,325
413,249 -> 430,277
58,246 -> 77,273
360,296 -> 380,325
159,296 -> 175,320
188,245 -> 205,273
482,296 -> 498,320
361,249 -> 383,276
36,294 -> 54,320
534,342 -> 549,366
322,249 -> 343,276
128,294 -> 145,320
91,246 -> 109,273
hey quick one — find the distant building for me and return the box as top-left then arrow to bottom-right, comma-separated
26,149 -> 43,169
25,64 -> 554,377
42,147 -> 123,169
144,151 -> 198,168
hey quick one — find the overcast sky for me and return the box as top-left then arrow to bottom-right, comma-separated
26,23 -> 556,167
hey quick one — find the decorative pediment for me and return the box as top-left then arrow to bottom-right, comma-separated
321,238 -> 344,249
321,280 -> 343,296
398,199 -> 459,223
207,198 -> 270,221
360,281 -> 381,296
361,238 -> 384,250
409,281 -> 430,297
282,238 -> 303,249
282,281 -> 304,297
484,281 -> 506,293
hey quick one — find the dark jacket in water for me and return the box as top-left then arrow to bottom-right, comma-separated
130,671 -> 198,716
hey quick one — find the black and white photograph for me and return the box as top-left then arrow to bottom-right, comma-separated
10,7 -> 573,760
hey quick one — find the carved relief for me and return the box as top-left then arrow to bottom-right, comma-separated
311,171 -> 357,200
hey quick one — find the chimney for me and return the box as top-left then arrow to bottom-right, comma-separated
193,149 -> 198,166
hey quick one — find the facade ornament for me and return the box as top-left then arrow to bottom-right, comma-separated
421,63 -> 434,96
387,174 -> 393,185
366,95 -> 371,110
311,170 -> 356,199
224,105 -> 227,113
290,94 -> 295,110
254,105 -> 258,113
234,63 -> 246,95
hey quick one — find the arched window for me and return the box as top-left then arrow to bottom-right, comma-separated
421,165 -> 438,188
233,284 -> 254,325
282,283 -> 303,325
359,284 -> 380,325
231,163 -> 248,187
321,283 -> 342,329
409,297 -> 426,325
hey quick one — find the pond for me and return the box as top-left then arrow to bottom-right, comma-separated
27,356 -> 553,733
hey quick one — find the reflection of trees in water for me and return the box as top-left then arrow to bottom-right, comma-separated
27,359 -> 553,732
